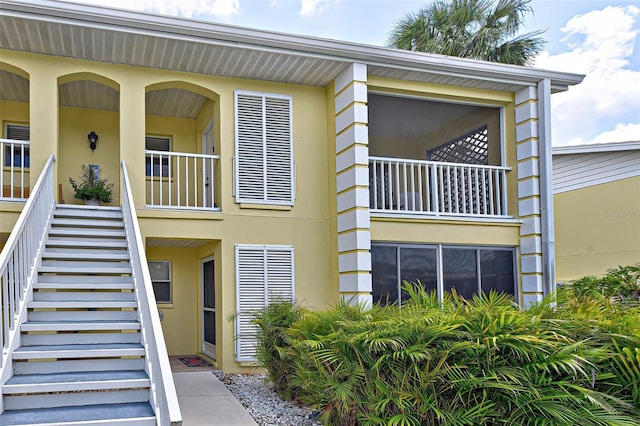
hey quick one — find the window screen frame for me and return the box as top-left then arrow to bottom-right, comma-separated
4,123 -> 30,168
145,135 -> 172,178
148,260 -> 172,304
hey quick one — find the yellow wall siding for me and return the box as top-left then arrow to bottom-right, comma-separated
146,246 -> 200,356
555,176 -> 640,281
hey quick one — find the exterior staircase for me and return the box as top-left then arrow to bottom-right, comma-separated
0,204 -> 156,425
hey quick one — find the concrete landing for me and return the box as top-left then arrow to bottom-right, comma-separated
173,371 -> 258,426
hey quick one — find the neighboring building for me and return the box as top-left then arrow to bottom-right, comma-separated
553,141 -> 640,282
0,0 -> 584,380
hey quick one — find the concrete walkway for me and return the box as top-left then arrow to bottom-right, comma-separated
173,371 -> 258,426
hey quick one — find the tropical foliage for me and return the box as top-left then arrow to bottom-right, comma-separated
387,0 -> 545,65
254,282 -> 640,425
560,264 -> 640,301
69,164 -> 114,203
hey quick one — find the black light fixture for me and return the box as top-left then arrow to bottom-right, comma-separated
88,131 -> 98,151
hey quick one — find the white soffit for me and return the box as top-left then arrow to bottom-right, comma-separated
0,0 -> 584,91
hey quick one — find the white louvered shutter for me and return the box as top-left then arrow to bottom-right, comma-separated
235,245 -> 295,362
234,91 -> 294,205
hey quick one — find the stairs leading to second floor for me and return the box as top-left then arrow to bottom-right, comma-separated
0,204 -> 156,425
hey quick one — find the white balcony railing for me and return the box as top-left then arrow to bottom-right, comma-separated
122,161 -> 182,424
369,156 -> 511,218
146,150 -> 220,210
0,139 -> 30,200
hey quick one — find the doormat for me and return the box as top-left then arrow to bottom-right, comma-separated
178,356 -> 212,368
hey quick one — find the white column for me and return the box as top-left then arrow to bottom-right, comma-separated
334,64 -> 372,307
515,86 -> 544,307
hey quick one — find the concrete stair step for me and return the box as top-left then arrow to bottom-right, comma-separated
28,311 -> 138,322
50,218 -> 124,229
37,275 -> 133,285
13,358 -> 145,375
27,300 -> 137,309
2,393 -> 152,414
35,281 -> 134,290
13,343 -> 145,360
53,205 -> 123,219
32,291 -> 134,302
41,260 -> 130,268
3,370 -> 149,394
42,251 -> 130,261
45,238 -> 128,248
38,266 -> 132,275
48,228 -> 126,238
21,332 -> 141,346
22,320 -> 141,332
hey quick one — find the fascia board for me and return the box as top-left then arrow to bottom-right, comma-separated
0,0 -> 585,90
553,141 -> 640,155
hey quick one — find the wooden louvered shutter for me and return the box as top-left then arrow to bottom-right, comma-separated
234,91 -> 294,205
235,245 -> 295,362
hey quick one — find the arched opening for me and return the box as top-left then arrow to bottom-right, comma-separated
57,73 -> 120,205
144,81 -> 220,210
0,63 -> 30,201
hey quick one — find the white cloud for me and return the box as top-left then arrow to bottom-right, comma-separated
534,6 -> 640,146
299,0 -> 334,17
65,0 -> 239,18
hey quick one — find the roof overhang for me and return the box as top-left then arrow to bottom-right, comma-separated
0,0 -> 585,92
553,141 -> 640,155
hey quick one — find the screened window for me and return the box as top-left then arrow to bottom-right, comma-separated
234,91 -> 294,206
235,244 -> 295,361
4,124 -> 30,168
145,136 -> 171,177
372,243 -> 515,305
148,260 -> 171,304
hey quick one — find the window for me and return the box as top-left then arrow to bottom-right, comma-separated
372,243 -> 515,305
145,136 -> 171,177
234,91 -> 294,206
148,260 -> 171,304
235,244 -> 294,361
4,124 -> 30,168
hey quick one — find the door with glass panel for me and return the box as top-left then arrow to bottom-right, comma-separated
202,258 -> 216,358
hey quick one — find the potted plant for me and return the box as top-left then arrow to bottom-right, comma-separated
69,164 -> 114,205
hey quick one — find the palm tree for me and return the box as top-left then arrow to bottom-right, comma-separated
388,0 -> 545,66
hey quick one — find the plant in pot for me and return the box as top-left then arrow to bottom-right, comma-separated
69,164 -> 114,205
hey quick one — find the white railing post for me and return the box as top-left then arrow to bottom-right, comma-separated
0,156 -> 55,386
368,156 -> 511,219
121,161 -> 182,425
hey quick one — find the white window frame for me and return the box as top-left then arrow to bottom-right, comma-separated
233,90 -> 295,206
148,260 -> 172,304
234,244 -> 295,362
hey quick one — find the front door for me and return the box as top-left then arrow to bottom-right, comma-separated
202,257 -> 216,358
201,119 -> 214,208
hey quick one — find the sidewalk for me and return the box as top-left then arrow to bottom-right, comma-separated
173,371 -> 259,426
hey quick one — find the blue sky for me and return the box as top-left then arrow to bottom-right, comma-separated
66,0 -> 640,147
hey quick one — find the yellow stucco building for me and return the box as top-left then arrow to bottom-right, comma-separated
0,0 -> 584,377
553,141 -> 640,281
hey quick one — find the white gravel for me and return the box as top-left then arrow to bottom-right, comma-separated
218,373 -> 322,426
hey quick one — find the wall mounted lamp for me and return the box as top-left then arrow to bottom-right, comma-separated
88,131 -> 98,151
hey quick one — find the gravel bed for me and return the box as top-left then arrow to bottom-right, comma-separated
218,373 -> 321,426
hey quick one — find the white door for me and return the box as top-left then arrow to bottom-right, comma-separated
201,119 -> 215,208
201,257 -> 216,358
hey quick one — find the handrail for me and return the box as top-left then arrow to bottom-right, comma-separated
0,139 -> 30,200
145,150 -> 220,210
0,155 -> 55,380
369,156 -> 511,217
121,160 -> 182,425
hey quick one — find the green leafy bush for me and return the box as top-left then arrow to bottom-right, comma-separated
562,264 -> 640,301
254,285 -> 640,425
69,164 -> 114,203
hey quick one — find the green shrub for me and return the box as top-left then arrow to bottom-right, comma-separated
254,284 -> 640,425
562,264 -> 640,301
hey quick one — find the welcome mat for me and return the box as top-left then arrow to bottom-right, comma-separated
178,356 -> 212,368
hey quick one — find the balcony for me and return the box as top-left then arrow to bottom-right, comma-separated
1,139 -> 30,201
369,156 -> 510,218
145,150 -> 220,211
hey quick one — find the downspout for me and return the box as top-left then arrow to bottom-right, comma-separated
537,79 -> 556,297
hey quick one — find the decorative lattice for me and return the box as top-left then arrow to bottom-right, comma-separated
427,125 -> 488,165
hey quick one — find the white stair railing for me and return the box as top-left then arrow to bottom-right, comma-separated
0,155 -> 55,375
146,150 -> 220,210
0,139 -> 30,200
121,161 -> 182,425
369,156 -> 511,218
